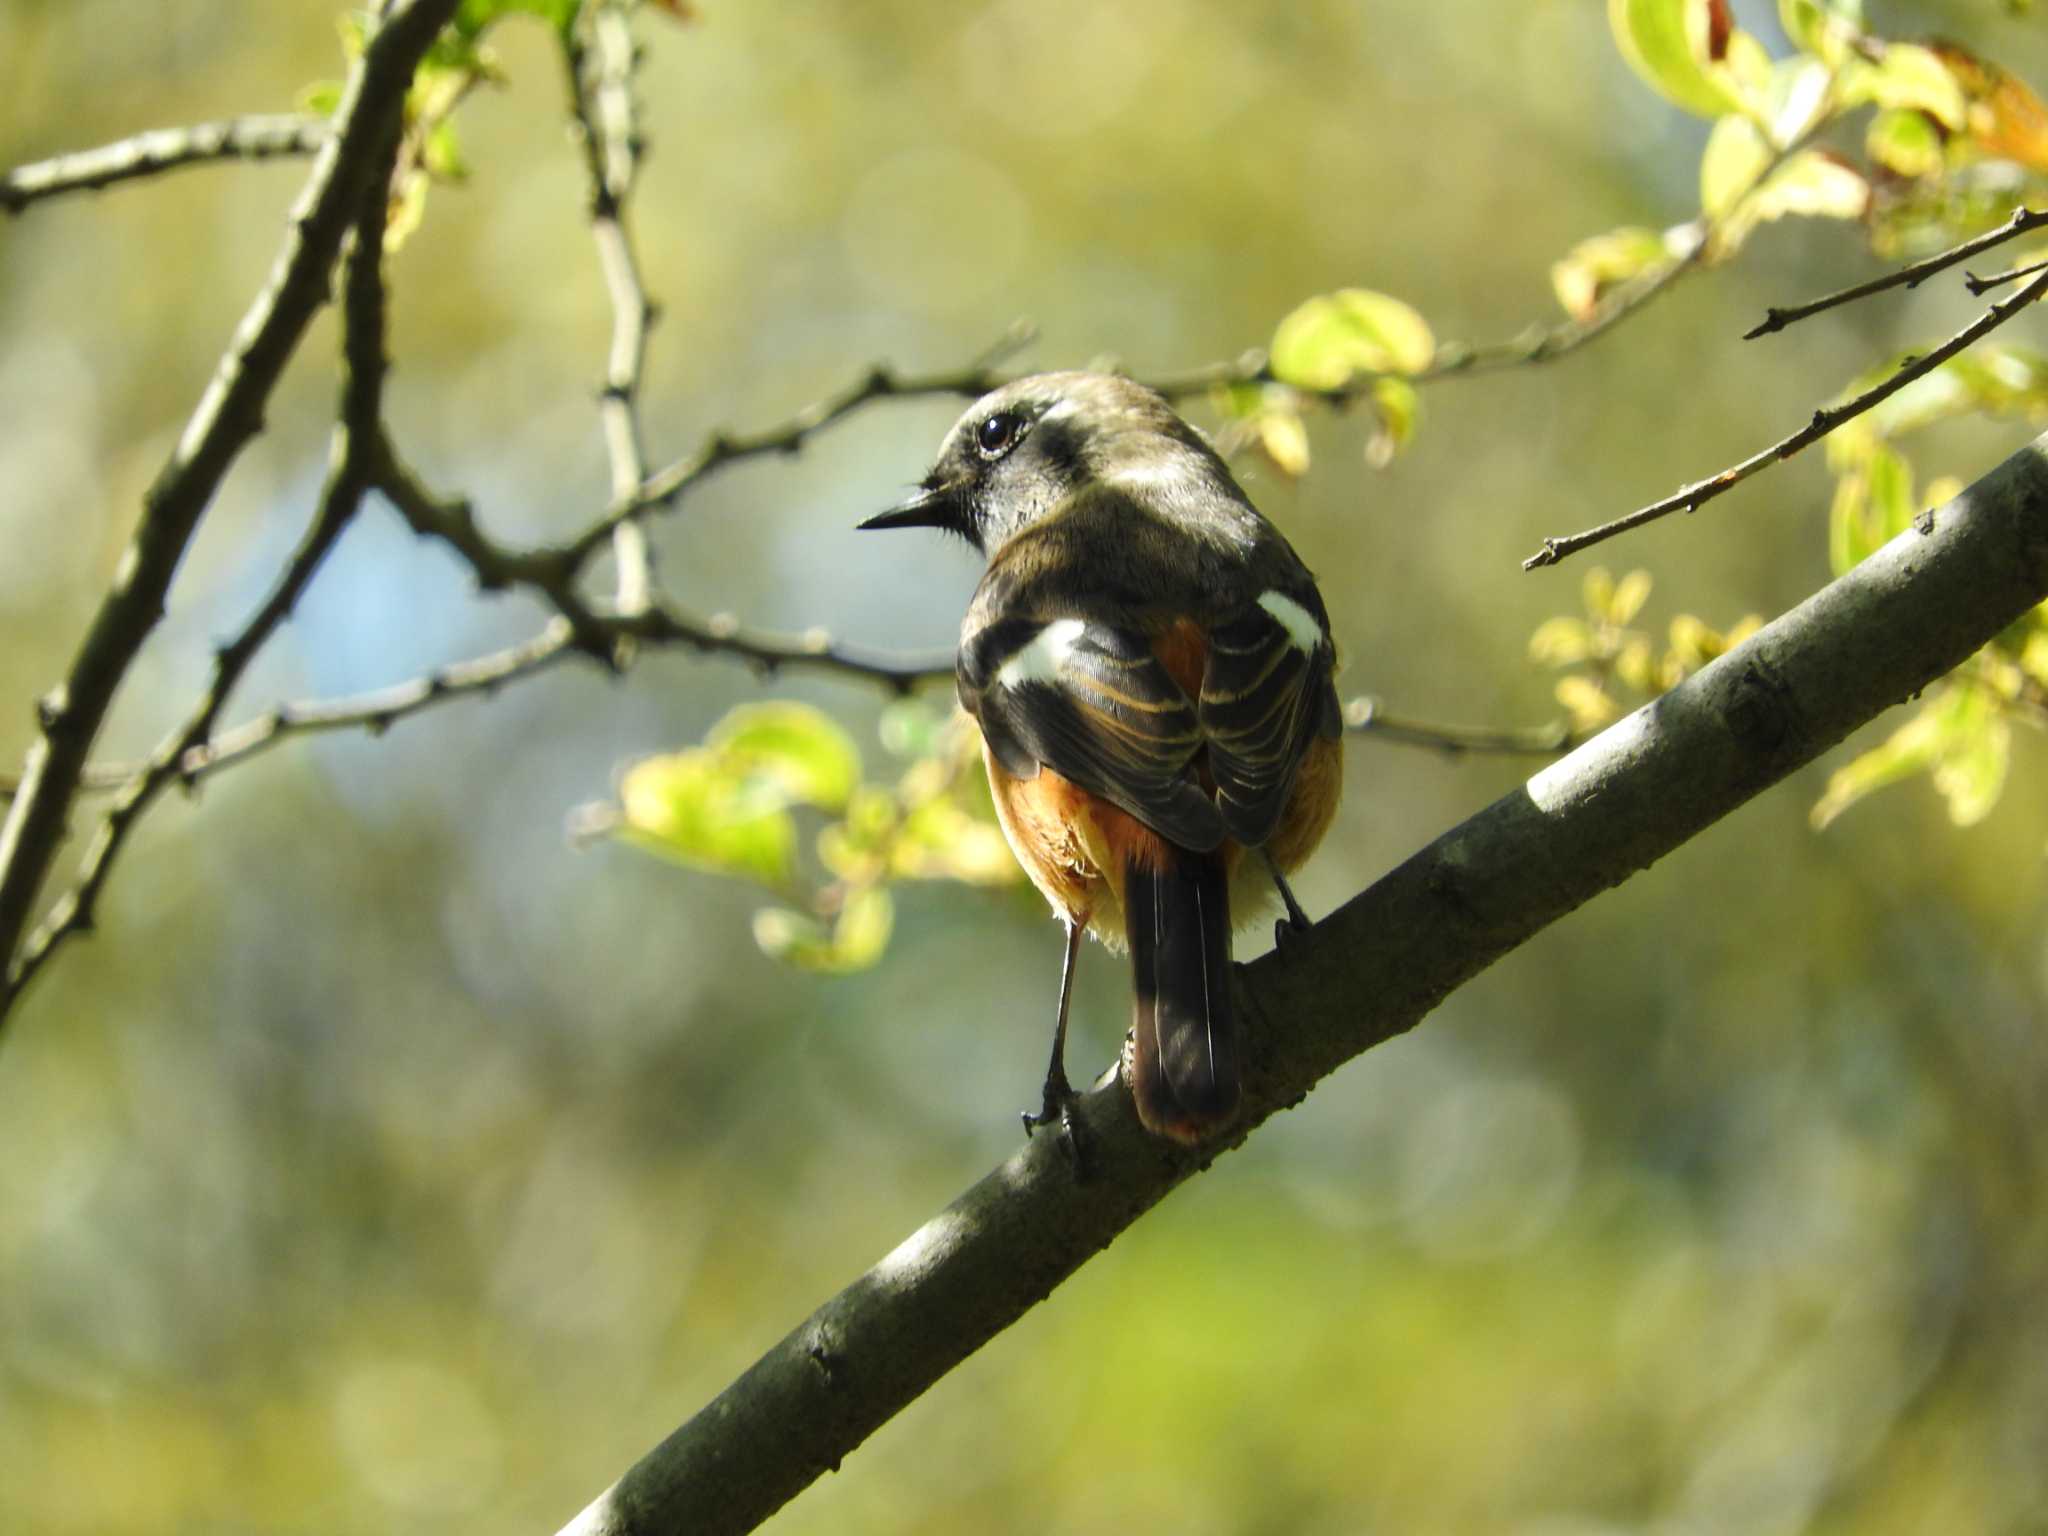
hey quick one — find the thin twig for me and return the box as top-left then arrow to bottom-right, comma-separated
562,331 -> 1037,572
1524,266 -> 2048,570
180,621 -> 582,785
0,0 -> 463,1007
0,114 -> 333,214
4,107 -> 407,1011
1965,256 -> 2048,297
1744,205 -> 2048,338
1343,697 -> 1580,757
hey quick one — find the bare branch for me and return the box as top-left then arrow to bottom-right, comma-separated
566,1 -> 660,618
0,114 -> 332,214
0,0 -> 464,998
563,333 -> 1036,572
1524,266 -> 2048,570
1343,696 -> 1579,757
1965,256 -> 2048,297
1744,205 -> 2048,338
182,621 -> 581,785
555,429 -> 2048,1536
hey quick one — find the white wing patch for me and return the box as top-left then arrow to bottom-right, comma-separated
995,617 -> 1088,688
1257,591 -> 1324,653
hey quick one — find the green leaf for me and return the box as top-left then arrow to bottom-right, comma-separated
456,0 -> 585,38
1777,0 -> 1829,57
1368,377 -> 1421,465
1843,42 -> 1966,130
617,750 -> 799,887
753,886 -> 895,973
1256,408 -> 1312,477
297,80 -> 344,117
1699,115 -> 1772,219
1811,701 -> 1944,828
1930,683 -> 2009,826
1812,681 -> 2010,829
423,119 -> 469,182
1608,0 -> 1745,118
708,701 -> 862,812
1269,289 -> 1436,391
1865,107 -> 1945,179
1549,227 -> 1670,321
1750,150 -> 1869,222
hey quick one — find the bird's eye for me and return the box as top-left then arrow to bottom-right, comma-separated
975,411 -> 1023,458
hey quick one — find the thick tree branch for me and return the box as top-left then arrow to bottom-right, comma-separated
557,429 -> 2048,1536
0,114 -> 332,214
0,0 -> 462,992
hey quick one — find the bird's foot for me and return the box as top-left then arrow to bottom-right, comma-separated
1021,1070 -> 1094,1179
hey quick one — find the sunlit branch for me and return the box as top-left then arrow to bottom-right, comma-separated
567,0 -> 660,620
1744,205 -> 2048,338
1524,267 -> 2048,570
0,114 -> 332,214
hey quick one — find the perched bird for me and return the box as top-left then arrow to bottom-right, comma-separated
861,372 -> 1342,1144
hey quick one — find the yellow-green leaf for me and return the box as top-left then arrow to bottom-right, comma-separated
1368,377 -> 1421,465
1933,698 -> 2009,827
1269,289 -> 1436,390
1700,115 -> 1772,219
1609,568 -> 1654,626
1866,107 -> 1945,179
753,886 -> 895,973
708,701 -> 861,812
1256,408 -> 1311,478
1609,0 -> 1745,118
1528,617 -> 1596,667
1845,42 -> 1967,130
1752,150 -> 1869,222
617,750 -> 798,887
1811,704 -> 1942,828
1550,227 -> 1670,321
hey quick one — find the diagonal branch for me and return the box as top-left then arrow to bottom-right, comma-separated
0,0 -> 464,994
0,114 -> 333,214
1743,204 -> 2048,338
1523,266 -> 2048,569
554,428 -> 2048,1536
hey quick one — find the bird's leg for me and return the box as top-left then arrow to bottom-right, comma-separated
1264,848 -> 1313,950
1022,918 -> 1089,1164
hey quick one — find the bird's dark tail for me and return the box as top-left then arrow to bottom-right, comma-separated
1125,845 -> 1239,1143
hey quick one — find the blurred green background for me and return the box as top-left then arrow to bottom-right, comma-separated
6,2 -> 2048,1531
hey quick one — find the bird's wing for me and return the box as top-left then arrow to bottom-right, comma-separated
959,614 -> 1228,851
1198,593 -> 1342,847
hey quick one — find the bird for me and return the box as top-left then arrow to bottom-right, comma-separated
860,371 -> 1343,1145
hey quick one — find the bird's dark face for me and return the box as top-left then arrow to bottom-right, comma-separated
859,371 -> 1227,557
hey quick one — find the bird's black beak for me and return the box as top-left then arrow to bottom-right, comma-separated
858,481 -> 962,533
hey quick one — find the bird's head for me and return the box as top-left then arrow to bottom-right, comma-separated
859,371 -> 1235,555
